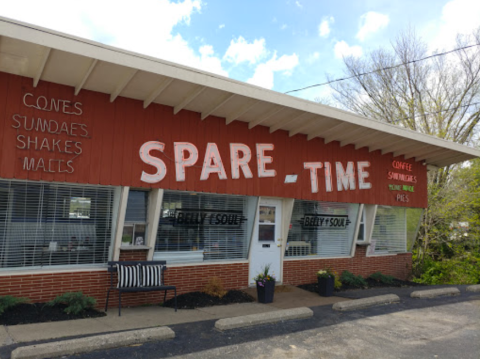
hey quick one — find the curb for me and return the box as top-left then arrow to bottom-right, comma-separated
466,284 -> 480,293
11,326 -> 175,359
214,307 -> 313,331
332,294 -> 400,311
410,287 -> 460,299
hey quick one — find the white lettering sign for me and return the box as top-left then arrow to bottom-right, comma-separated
139,141 -> 374,196
305,161 -> 372,194
23,93 -> 83,116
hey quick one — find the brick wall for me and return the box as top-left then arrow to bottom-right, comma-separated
283,246 -> 412,285
0,247 -> 410,309
0,254 -> 249,309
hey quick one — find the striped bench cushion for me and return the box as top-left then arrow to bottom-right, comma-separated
116,264 -> 141,288
141,265 -> 163,287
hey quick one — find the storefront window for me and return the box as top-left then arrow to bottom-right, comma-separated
0,179 -> 115,269
154,191 -> 257,264
371,206 -> 423,254
357,208 -> 365,241
122,190 -> 148,246
286,200 -> 359,258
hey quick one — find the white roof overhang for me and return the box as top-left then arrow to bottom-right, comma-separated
1,16 -> 479,168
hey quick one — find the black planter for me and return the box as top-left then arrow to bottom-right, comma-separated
256,280 -> 275,303
317,277 -> 334,297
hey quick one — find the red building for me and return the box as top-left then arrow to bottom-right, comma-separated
0,17 -> 478,308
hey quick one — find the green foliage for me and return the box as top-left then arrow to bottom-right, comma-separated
340,271 -> 367,288
413,253 -> 480,285
412,158 -> 480,284
334,272 -> 342,290
254,264 -> 276,285
0,295 -> 28,315
368,272 -> 395,285
48,292 -> 96,315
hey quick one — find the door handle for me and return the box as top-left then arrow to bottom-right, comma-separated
277,238 -> 282,242
277,244 -> 282,247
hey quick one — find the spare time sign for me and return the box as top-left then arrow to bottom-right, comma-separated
139,141 -> 373,195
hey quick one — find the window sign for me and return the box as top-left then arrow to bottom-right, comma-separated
165,209 -> 247,228
300,214 -> 351,229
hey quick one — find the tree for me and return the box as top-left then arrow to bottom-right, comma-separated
328,28 -> 480,146
327,27 -> 480,282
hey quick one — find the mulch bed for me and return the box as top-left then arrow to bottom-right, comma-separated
0,303 -> 106,326
298,278 -> 423,294
163,290 -> 255,309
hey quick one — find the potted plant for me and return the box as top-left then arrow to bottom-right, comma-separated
254,264 -> 276,303
317,268 -> 335,297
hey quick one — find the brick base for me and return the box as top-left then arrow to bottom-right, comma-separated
283,246 -> 412,285
0,246 -> 411,309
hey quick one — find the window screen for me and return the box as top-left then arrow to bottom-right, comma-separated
123,190 -> 148,246
154,191 -> 257,264
125,190 -> 148,222
0,179 -> 115,269
357,208 -> 365,241
371,206 -> 406,254
286,200 -> 359,258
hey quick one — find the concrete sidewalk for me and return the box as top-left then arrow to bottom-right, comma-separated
0,286 -> 349,345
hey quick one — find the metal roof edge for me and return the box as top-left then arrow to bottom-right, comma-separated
1,16 -> 479,162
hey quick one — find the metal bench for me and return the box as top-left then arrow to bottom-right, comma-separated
105,260 -> 177,316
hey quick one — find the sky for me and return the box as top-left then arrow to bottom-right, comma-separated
1,0 -> 480,102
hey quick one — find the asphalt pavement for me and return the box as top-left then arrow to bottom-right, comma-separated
1,285 -> 479,359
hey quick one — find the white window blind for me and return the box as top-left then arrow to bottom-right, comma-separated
372,206 -> 406,254
154,191 -> 257,264
286,200 -> 359,258
0,179 -> 115,269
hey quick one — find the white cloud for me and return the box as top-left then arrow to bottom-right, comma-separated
356,12 -> 389,41
281,24 -> 288,30
295,1 -> 303,9
0,0 -> 229,77
429,0 -> 480,50
334,41 -> 363,59
319,16 -> 334,38
247,53 -> 299,89
219,24 -> 225,29
224,36 -> 267,65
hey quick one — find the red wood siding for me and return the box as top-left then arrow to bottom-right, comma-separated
0,72 -> 427,207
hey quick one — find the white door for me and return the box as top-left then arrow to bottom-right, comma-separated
249,198 -> 283,285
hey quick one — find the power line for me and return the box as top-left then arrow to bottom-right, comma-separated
392,101 -> 480,124
285,42 -> 480,94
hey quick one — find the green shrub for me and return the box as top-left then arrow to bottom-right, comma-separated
0,295 -> 28,315
369,272 -> 396,285
48,292 -> 96,315
413,254 -> 480,285
340,270 -> 367,288
334,273 -> 342,290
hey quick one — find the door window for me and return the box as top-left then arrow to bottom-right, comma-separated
259,206 -> 276,241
